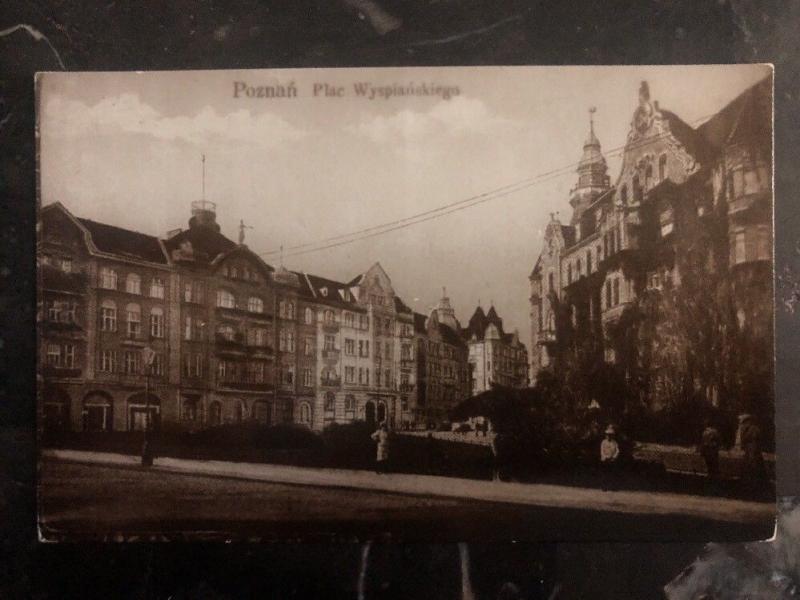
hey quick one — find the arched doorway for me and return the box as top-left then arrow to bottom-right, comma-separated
299,402 -> 312,427
365,401 -> 376,426
43,386 -> 70,433
377,402 -> 387,425
208,401 -> 222,427
127,392 -> 161,432
232,399 -> 246,424
83,392 -> 113,432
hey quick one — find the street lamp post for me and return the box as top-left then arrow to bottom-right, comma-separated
141,346 -> 156,467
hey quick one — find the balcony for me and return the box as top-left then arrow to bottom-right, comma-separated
322,349 -> 340,360
319,377 -> 341,388
216,379 -> 273,392
40,319 -> 84,335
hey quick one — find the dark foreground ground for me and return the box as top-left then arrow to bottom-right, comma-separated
39,459 -> 772,543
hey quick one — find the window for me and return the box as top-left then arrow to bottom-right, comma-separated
149,278 -> 165,299
401,344 -> 411,360
645,164 -> 653,188
217,324 -> 235,341
733,230 -> 747,264
299,402 -> 311,424
46,343 -> 61,366
302,368 -> 313,387
233,400 -> 245,423
659,154 -> 667,181
605,281 -> 612,309
375,369 -> 381,386
248,296 -> 263,313
576,259 -> 582,278
345,395 -> 355,415
324,334 -> 336,351
344,312 -> 354,327
586,250 -> 592,274
359,314 -> 368,330
385,341 -> 391,359
324,309 -> 335,324
123,350 -> 141,374
304,336 -> 314,356
247,327 -> 267,347
149,307 -> 164,338
345,338 -> 355,355
183,354 -> 203,378
567,263 -> 572,284
100,267 -> 117,290
151,353 -> 165,376
324,392 -> 335,413
100,350 -> 117,372
756,226 -> 771,260
304,307 -> 314,324
612,279 -> 620,306
183,281 -> 204,304
279,330 -> 295,352
345,366 -> 355,383
660,208 -> 674,237
358,367 -> 364,384
181,397 -> 199,421
365,369 -> 370,385
216,289 -> 235,309
279,300 -> 295,319
125,303 -> 141,338
283,366 -> 295,385
46,343 -> 74,368
126,273 -> 141,295
633,176 -> 642,203
384,369 -> 391,388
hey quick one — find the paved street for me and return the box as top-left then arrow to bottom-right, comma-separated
39,457 -> 773,542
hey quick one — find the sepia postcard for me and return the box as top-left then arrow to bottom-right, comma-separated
35,65 -> 776,542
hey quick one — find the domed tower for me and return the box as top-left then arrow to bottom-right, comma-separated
570,108 -> 611,231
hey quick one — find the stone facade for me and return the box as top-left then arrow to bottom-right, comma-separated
462,305 -> 529,393
529,77 -> 773,415
38,201 -> 472,433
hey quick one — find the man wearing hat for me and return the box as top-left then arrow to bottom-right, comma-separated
600,424 -> 620,489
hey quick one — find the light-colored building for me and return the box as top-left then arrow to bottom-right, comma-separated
462,305 -> 529,393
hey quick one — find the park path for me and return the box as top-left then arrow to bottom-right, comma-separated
42,449 -> 775,525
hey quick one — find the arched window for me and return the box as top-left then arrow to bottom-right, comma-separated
324,309 -> 335,324
149,306 -> 164,338
149,277 -> 165,299
345,395 -> 356,416
286,302 -> 295,320
247,296 -> 263,313
100,267 -> 118,290
659,154 -> 667,181
253,400 -> 271,425
216,289 -> 235,309
633,176 -> 642,203
644,164 -> 653,188
125,303 -> 141,338
299,402 -> 311,425
304,307 -> 314,324
126,273 -> 141,295
100,299 -> 117,331
208,401 -> 222,426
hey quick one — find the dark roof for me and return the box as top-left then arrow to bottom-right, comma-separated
413,312 -> 427,333
463,304 -> 508,341
659,109 -> 709,164
697,75 -> 771,155
77,218 -> 168,264
163,225 -> 236,264
529,256 -> 542,278
303,272 -> 362,309
394,295 -> 413,314
438,323 -> 466,349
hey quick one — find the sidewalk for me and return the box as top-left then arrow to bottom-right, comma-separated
42,449 -> 775,525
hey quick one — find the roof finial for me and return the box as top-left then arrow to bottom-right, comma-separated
238,219 -> 253,245
442,286 -> 447,298
279,244 -> 284,267
589,106 -> 596,136
201,153 -> 206,201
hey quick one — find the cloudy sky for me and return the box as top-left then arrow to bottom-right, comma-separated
39,65 -> 770,337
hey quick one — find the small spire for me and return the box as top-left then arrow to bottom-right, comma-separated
442,286 -> 447,298
201,154 -> 206,200
279,244 -> 284,267
589,106 -> 596,136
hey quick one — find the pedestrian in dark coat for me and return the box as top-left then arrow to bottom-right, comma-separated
740,415 -> 766,484
699,421 -> 722,481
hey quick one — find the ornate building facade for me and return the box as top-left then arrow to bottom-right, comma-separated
38,201 -> 473,433
462,305 -> 529,393
529,77 -> 772,416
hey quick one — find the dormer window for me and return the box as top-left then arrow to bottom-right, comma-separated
320,287 -> 328,297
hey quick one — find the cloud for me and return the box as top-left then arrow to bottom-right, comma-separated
42,93 -> 307,148
350,96 -> 518,144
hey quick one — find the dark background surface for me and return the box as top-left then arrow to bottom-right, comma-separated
1,1 -> 798,597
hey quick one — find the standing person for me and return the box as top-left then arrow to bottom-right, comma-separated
600,425 -> 620,490
371,422 -> 390,474
490,431 -> 502,482
700,420 -> 722,482
740,415 -> 766,490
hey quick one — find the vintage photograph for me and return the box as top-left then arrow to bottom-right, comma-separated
36,65 -> 774,542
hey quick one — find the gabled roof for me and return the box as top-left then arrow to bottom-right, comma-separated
77,218 -> 169,264
438,323 -> 467,349
302,272 -> 362,309
394,295 -> 413,315
413,312 -> 427,334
